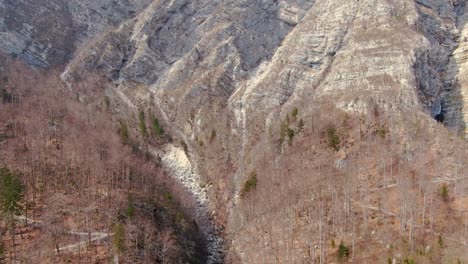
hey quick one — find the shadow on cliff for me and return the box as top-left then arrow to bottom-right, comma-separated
415,1 -> 466,135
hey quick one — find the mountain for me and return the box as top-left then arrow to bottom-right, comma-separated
1,0 -> 467,263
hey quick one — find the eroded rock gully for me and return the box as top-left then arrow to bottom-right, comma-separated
154,144 -> 224,263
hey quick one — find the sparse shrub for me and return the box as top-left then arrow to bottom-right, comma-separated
198,139 -> 204,147
403,258 -> 415,264
176,211 -> 185,224
119,121 -> 129,144
241,171 -> 258,197
164,191 -> 173,201
210,129 -> 216,143
388,257 -> 392,264
130,141 -> 141,155
376,126 -> 388,139
125,200 -> 135,219
144,150 -> 152,161
326,126 -> 340,151
438,234 -> 444,248
291,107 -> 299,120
279,113 -> 301,146
331,239 -> 336,248
337,240 -> 350,262
441,184 -> 449,202
104,96 -> 110,109
285,114 -> 291,126
297,118 -> 305,133
279,121 -> 288,145
138,110 -> 147,137
175,211 -> 189,231
0,241 -> 4,263
180,141 -> 188,153
0,88 -> 12,103
287,128 -> 295,145
278,107 -> 304,147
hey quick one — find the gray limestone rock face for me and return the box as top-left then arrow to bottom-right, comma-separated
2,1 -> 465,128
52,0 -> 466,135
0,0 -> 152,67
446,1 -> 468,134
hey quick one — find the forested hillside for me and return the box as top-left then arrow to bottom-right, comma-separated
0,54 -> 208,263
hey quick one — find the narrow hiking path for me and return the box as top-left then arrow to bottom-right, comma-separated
15,215 -> 111,254
58,232 -> 110,253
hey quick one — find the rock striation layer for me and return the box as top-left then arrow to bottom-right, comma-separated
0,0 -> 152,67
447,1 -> 468,134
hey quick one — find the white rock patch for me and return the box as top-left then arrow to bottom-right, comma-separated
153,144 -> 224,264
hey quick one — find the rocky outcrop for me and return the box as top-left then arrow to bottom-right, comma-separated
446,1 -> 468,134
0,0 -> 151,67
56,0 -> 466,133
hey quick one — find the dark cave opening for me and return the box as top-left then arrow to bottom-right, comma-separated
431,100 -> 445,123
435,112 -> 445,123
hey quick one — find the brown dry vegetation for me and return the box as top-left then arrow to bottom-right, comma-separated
0,54 -> 207,263
223,100 -> 468,263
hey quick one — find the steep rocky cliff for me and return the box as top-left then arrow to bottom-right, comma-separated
448,0 -> 468,134
1,0 -> 468,263
0,0 -> 152,67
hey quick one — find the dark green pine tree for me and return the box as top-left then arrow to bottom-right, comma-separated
119,121 -> 129,144
337,240 -> 350,262
0,167 -> 25,255
0,240 -> 5,264
139,110 -> 147,137
113,223 -> 125,255
150,112 -> 164,137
